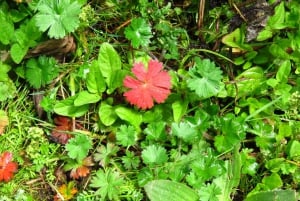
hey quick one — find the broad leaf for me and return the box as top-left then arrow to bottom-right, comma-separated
98,101 -> 118,126
98,43 -> 122,93
144,180 -> 199,201
187,58 -> 223,99
54,96 -> 89,117
0,11 -> 14,45
74,91 -> 101,106
86,60 -> 106,94
115,106 -> 142,130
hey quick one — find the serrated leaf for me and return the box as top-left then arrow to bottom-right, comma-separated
141,145 -> 168,165
187,58 -> 223,99
34,0 -> 81,39
66,134 -> 92,161
25,56 -> 59,88
125,18 -> 152,48
90,169 -> 125,200
171,121 -> 198,143
116,125 -> 137,147
144,121 -> 167,142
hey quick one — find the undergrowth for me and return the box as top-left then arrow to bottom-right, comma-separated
0,0 -> 300,201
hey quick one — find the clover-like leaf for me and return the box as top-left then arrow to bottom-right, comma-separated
65,134 -> 92,161
187,57 -> 223,99
124,18 -> 152,48
141,145 -> 168,165
34,0 -> 81,39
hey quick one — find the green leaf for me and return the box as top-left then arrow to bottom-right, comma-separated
98,100 -> 118,126
144,121 -> 167,142
227,67 -> 265,98
0,62 -> 11,82
142,145 -> 168,165
214,114 -> 246,152
125,18 -> 153,48
144,180 -> 199,201
276,60 -> 291,83
25,56 -> 59,89
98,43 -> 122,93
0,11 -> 14,45
245,190 -> 297,201
66,134 -> 92,161
116,125 -> 138,147
121,150 -> 140,170
257,29 -> 273,41
187,58 -> 224,99
172,100 -> 188,123
54,95 -> 89,117
0,80 -> 16,102
86,60 -> 106,94
107,69 -> 127,94
262,173 -> 283,190
74,91 -> 101,106
267,2 -> 286,30
10,43 -> 28,64
171,121 -> 198,143
94,143 -> 119,167
198,183 -> 222,201
90,169 -> 125,201
34,0 -> 81,38
98,43 -> 121,78
115,106 -> 142,130
221,28 -> 252,50
287,140 -> 300,159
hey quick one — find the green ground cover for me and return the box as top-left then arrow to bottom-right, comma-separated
0,0 -> 300,200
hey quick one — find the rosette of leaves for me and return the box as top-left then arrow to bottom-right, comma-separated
25,56 -> 59,89
34,0 -> 82,39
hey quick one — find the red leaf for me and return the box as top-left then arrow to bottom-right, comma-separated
70,165 -> 90,179
123,59 -> 171,109
0,152 -> 18,182
51,116 -> 73,144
